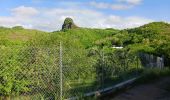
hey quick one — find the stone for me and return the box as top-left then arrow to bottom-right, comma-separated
62,17 -> 78,31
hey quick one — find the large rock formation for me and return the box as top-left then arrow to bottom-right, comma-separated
62,17 -> 78,31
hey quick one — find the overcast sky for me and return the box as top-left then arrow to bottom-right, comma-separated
0,0 -> 169,31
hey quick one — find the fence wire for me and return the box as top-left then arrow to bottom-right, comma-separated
0,44 -> 145,100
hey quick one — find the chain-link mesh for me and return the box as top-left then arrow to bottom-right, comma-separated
62,48 -> 142,99
0,44 -> 144,100
0,45 -> 61,100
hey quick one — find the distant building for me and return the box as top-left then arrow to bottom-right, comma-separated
111,47 -> 123,49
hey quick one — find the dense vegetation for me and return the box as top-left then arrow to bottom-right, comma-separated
91,22 -> 170,65
0,21 -> 170,99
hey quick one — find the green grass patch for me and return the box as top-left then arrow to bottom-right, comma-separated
135,67 -> 170,84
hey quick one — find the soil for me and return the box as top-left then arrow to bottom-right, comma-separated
102,77 -> 170,100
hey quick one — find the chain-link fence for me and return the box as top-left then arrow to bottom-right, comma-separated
62,47 -> 142,99
0,43 -> 144,100
0,45 -> 61,100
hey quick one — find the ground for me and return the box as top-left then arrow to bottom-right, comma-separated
102,77 -> 170,100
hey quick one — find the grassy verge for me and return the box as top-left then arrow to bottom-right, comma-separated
135,67 -> 170,84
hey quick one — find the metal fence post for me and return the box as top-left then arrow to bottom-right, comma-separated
59,42 -> 63,100
102,51 -> 104,90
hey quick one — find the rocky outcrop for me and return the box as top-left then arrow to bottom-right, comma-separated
62,17 -> 78,31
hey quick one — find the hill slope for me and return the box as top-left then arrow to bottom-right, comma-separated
0,22 -> 170,65
0,21 -> 170,97
0,26 -> 46,46
126,22 -> 170,65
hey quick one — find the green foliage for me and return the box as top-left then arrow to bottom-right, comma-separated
12,26 -> 24,30
63,18 -> 74,25
0,21 -> 170,98
125,22 -> 170,65
0,27 -> 46,46
136,68 -> 170,84
0,47 -> 30,96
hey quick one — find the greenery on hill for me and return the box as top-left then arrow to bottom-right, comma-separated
0,21 -> 170,99
88,22 -> 170,65
126,22 -> 170,65
0,26 -> 46,46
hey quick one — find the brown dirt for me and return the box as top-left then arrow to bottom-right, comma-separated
103,77 -> 170,100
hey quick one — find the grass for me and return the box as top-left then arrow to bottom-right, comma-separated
63,68 -> 143,99
135,67 -> 170,84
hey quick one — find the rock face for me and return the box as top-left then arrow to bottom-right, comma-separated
62,17 -> 78,30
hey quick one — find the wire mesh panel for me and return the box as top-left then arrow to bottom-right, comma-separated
102,50 -> 142,89
61,45 -> 99,99
0,46 -> 61,100
61,47 -> 142,99
0,44 -> 144,100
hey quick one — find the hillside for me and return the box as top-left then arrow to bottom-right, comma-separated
129,22 -> 170,35
0,20 -> 170,99
0,26 -> 46,46
0,22 -> 170,65
126,22 -> 170,65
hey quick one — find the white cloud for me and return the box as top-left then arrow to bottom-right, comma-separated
110,4 -> 133,10
0,6 -> 153,31
90,0 -> 143,10
103,16 -> 153,29
0,16 -> 18,27
40,8 -> 153,30
90,1 -> 132,10
118,0 -> 143,5
11,6 -> 39,17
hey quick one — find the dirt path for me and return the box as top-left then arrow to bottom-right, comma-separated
103,77 -> 170,100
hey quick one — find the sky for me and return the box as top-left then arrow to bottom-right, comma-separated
0,0 -> 169,31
